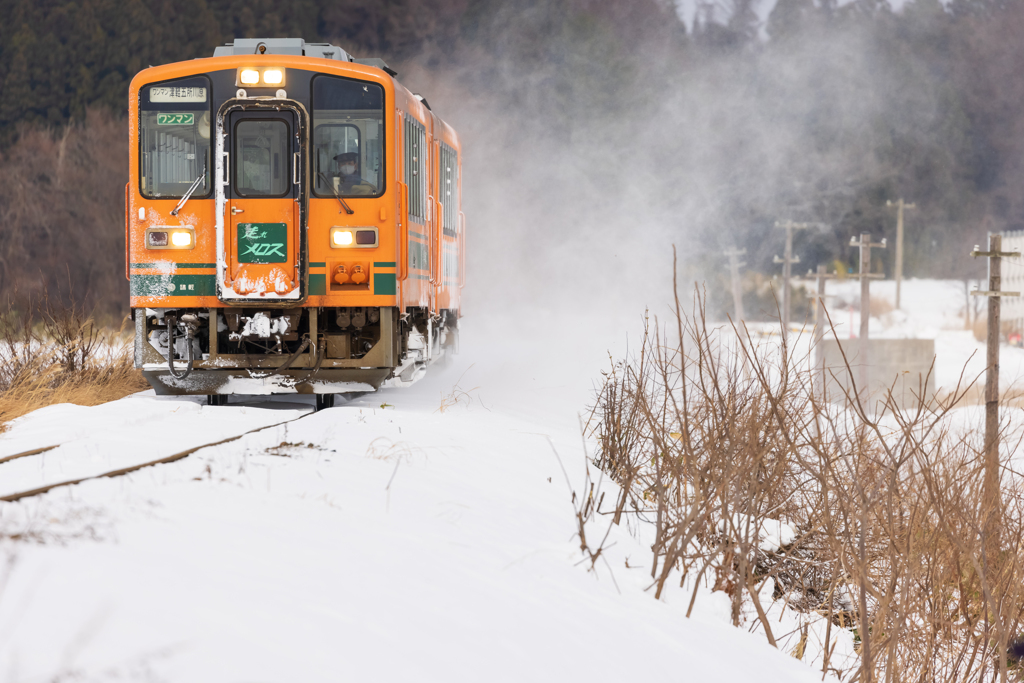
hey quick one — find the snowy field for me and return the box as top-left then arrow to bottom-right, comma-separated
0,278 -> 1016,681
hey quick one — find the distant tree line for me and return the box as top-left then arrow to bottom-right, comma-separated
0,0 -> 1021,314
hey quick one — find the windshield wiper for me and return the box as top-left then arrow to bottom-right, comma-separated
317,150 -> 354,215
318,171 -> 355,215
171,163 -> 206,216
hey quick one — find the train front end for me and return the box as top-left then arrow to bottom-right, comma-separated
126,40 -> 443,404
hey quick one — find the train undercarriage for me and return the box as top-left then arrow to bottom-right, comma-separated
134,306 -> 457,406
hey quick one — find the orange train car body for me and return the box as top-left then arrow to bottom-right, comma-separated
126,39 -> 464,406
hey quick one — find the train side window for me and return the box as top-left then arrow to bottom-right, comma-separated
440,143 -> 459,236
138,75 -> 212,199
405,117 -> 426,222
311,75 -> 385,198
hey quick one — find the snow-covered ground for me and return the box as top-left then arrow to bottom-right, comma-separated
0,306 -> 828,681
0,278 -> 1016,681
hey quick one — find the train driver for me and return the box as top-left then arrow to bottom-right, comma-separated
333,152 -> 362,187
332,152 -> 376,194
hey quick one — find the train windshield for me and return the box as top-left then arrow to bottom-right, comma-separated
311,76 -> 385,198
138,76 -> 212,199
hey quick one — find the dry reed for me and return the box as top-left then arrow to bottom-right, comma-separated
588,266 -> 1024,682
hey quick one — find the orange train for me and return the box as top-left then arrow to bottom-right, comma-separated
126,38 -> 464,409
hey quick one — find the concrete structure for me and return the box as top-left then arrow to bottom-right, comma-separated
817,338 -> 936,410
1000,230 -> 1024,336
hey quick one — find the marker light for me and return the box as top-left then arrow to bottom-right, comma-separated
330,226 -> 378,248
146,226 -> 195,250
239,69 -> 260,85
262,68 -> 284,85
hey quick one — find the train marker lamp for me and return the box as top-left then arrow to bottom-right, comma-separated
330,226 -> 378,248
147,227 -> 196,250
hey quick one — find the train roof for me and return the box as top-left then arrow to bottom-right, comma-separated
211,38 -> 397,77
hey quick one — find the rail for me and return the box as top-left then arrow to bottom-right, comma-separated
0,411 -> 314,503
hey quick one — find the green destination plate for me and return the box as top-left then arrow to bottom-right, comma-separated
157,113 -> 195,125
238,223 -> 287,264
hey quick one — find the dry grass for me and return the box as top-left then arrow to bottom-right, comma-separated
936,384 -> 1024,409
587,262 -> 1024,682
0,297 -> 148,431
870,296 -> 895,318
436,364 -> 482,413
974,319 -> 990,342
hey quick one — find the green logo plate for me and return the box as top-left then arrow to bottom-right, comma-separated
238,223 -> 288,264
157,113 -> 195,125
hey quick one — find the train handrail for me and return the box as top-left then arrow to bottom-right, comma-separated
459,211 -> 466,289
427,193 -> 437,285
399,182 -> 409,281
124,183 -> 131,281
436,200 -> 444,288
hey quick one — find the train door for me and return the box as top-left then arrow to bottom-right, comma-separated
216,104 -> 307,303
402,115 -> 429,306
437,140 -> 460,309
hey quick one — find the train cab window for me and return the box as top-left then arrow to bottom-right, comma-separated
313,124 -> 362,194
311,75 -> 384,198
139,76 -> 212,199
234,119 -> 290,197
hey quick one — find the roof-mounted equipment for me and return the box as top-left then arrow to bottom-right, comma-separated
212,39 -> 398,77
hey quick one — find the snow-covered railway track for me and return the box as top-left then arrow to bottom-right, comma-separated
0,410 -> 314,503
0,445 -> 60,466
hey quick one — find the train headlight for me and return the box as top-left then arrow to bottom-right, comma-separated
236,68 -> 286,87
170,230 -> 193,247
147,227 -> 195,250
239,69 -> 260,85
330,227 -> 378,248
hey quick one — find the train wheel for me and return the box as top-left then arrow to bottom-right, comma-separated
315,394 -> 335,411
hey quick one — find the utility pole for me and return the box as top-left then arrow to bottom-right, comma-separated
723,246 -> 746,324
808,265 -> 836,388
774,221 -> 814,337
886,198 -> 916,310
971,234 -> 1020,547
849,233 -> 886,396
725,246 -> 750,377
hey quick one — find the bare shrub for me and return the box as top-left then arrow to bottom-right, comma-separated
0,294 -> 147,430
588,269 -> 1024,681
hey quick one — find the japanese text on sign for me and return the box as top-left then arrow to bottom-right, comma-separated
157,113 -> 195,126
150,87 -> 207,103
